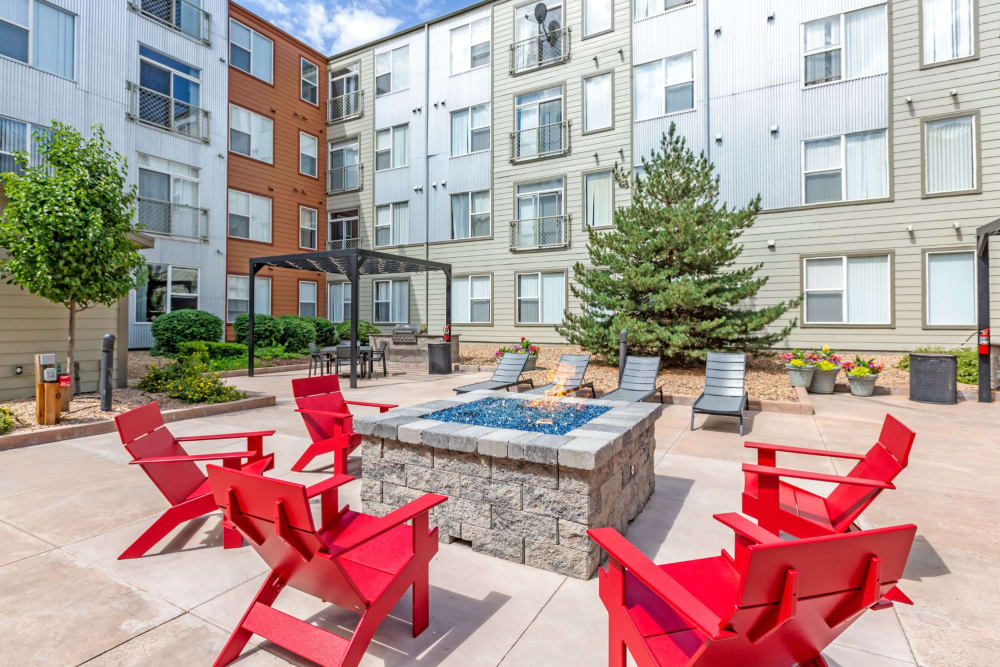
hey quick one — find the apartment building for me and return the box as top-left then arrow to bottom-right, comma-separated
225,3 -> 327,339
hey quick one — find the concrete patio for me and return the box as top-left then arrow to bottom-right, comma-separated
1,367 -> 996,666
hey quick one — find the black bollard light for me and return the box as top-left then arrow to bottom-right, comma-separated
99,333 -> 115,411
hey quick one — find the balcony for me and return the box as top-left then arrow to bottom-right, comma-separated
328,90 -> 364,123
509,27 -> 571,75
326,237 -> 361,250
137,197 -> 208,240
510,215 -> 570,251
509,121 -> 570,163
327,164 -> 363,194
128,82 -> 211,143
131,0 -> 211,45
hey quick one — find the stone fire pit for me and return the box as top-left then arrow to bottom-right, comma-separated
353,391 -> 662,578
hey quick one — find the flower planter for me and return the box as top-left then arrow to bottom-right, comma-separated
808,368 -> 840,394
848,374 -> 878,397
520,354 -> 537,371
785,364 -> 816,388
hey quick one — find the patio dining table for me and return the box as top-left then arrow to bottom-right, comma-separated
322,343 -> 374,378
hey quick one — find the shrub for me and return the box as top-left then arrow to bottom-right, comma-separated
178,340 -> 248,360
275,316 -> 316,352
898,346 -> 977,384
335,320 -> 381,345
232,313 -> 282,346
150,309 -> 223,355
0,406 -> 19,435
137,352 -> 246,403
307,317 -> 340,347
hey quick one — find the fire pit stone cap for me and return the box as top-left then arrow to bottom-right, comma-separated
509,432 -> 571,465
397,419 -> 444,444
421,421 -> 470,448
558,436 -> 616,470
447,425 -> 497,453
475,428 -> 525,458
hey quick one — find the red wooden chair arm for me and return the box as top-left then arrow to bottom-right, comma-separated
587,527 -> 730,640
174,430 -> 275,442
306,474 -> 355,498
294,408 -> 354,420
332,493 -> 447,554
344,400 -> 397,412
744,441 -> 867,461
712,513 -> 782,545
742,463 -> 895,489
130,451 -> 256,465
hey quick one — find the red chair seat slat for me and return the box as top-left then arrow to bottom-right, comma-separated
322,511 -> 414,576
243,602 -> 350,665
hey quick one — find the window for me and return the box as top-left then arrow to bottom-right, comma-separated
137,154 -> 201,238
924,114 -> 977,195
373,279 -> 409,323
299,281 -> 318,318
803,6 -> 887,86
923,0 -> 974,65
453,275 -> 491,323
299,132 -> 318,177
515,178 -> 565,248
328,283 -> 352,323
450,190 -> 490,239
0,116 -> 52,174
585,172 -> 613,227
229,105 -> 273,163
451,105 -> 490,156
375,124 -> 408,170
138,45 -> 203,137
229,18 -> 272,83
802,129 -> 888,204
514,87 -> 564,159
634,52 -> 693,121
226,275 -> 271,323
583,73 -> 612,132
0,0 -> 74,78
299,206 -> 318,249
517,272 -> 565,324
301,58 -> 319,104
375,202 -> 409,247
584,0 -> 612,36
635,0 -> 693,21
926,250 -> 975,326
512,1 -> 565,72
138,0 -> 206,41
328,139 -> 360,192
375,45 -> 408,96
803,255 -> 891,325
329,209 -> 360,249
135,264 -> 199,322
228,189 -> 272,242
329,63 -> 361,120
451,18 -> 490,73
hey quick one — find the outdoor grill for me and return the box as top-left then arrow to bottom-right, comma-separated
391,323 -> 420,344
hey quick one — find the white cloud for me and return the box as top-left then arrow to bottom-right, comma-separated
246,1 -> 404,54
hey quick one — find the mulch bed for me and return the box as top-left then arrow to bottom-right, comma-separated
0,388 -> 186,435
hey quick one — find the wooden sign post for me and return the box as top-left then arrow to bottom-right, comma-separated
34,354 -> 60,426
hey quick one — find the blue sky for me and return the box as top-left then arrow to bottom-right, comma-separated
239,0 -> 473,55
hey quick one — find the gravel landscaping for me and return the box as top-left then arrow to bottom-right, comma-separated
0,388 -> 187,435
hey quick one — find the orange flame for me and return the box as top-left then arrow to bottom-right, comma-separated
528,362 -> 576,418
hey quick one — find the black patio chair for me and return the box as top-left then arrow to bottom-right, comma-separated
334,342 -> 365,378
307,342 -> 329,377
524,353 -> 594,397
454,352 -> 534,394
691,352 -> 749,436
370,340 -> 389,378
602,356 -> 664,403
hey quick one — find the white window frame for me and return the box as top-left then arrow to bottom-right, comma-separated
372,279 -> 409,324
227,188 -> 272,242
0,115 -> 52,173
226,274 -> 271,323
298,280 -> 318,318
450,190 -> 491,239
453,275 -> 492,324
299,206 -> 318,250
328,209 -> 360,249
636,0 -> 694,21
921,0 -> 976,66
229,104 -> 273,164
801,6 -> 888,88
801,129 -> 889,205
583,0 -> 613,36
0,0 -> 76,79
451,104 -> 490,156
450,17 -> 491,73
375,45 -> 408,96
925,249 -> 977,327
584,170 -> 614,227
299,131 -> 318,177
516,271 -> 565,325
633,52 -> 695,121
375,124 -> 408,171
802,254 -> 892,325
374,202 -> 409,247
133,264 -> 200,324
923,113 -> 979,196
229,18 -> 273,83
327,282 -> 352,323
583,72 -> 613,132
300,57 -> 319,105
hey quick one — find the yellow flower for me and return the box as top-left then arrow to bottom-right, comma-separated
821,345 -> 830,354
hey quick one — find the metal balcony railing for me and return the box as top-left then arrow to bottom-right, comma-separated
510,215 -> 570,250
137,197 -> 209,240
509,120 -> 570,162
509,26 -> 571,75
128,82 -> 211,142
326,237 -> 361,250
131,0 -> 211,45
328,90 -> 364,123
327,164 -> 363,194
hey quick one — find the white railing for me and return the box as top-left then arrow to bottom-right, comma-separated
510,120 -> 570,162
509,26 -> 570,74
137,197 -> 209,240
327,164 -> 363,194
327,237 -> 361,250
132,0 -> 211,44
128,82 -> 211,142
510,215 -> 570,250
328,90 -> 364,123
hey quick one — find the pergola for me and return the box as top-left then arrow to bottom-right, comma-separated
248,248 -> 452,388
976,220 -> 998,402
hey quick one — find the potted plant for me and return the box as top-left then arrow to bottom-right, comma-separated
495,337 -> 540,370
843,356 -> 883,397
780,349 -> 816,387
807,346 -> 841,394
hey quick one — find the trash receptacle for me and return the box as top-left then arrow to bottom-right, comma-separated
428,342 -> 452,375
909,353 -> 957,404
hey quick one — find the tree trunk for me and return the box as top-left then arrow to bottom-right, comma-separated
67,301 -> 76,395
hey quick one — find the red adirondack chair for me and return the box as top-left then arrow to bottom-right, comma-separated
742,414 -> 915,537
588,514 -> 916,666
205,464 -> 447,667
115,401 -> 275,560
291,375 -> 397,473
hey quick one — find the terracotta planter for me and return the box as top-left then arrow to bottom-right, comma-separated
808,368 -> 840,394
848,374 -> 878,397
785,364 -> 816,388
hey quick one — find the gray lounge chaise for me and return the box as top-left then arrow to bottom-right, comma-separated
691,352 -> 749,436
602,356 -> 664,402
523,353 -> 595,397
454,352 -> 534,394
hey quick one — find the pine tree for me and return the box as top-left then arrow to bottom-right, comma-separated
557,124 -> 799,364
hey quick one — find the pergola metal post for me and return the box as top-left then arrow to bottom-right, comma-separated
976,220 -> 998,403
349,255 -> 360,389
444,268 -> 452,335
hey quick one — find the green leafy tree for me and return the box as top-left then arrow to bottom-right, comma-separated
558,125 -> 799,364
0,122 -> 145,383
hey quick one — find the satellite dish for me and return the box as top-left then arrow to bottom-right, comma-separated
533,3 -> 548,23
546,20 -> 561,43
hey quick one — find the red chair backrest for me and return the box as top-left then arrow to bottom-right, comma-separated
295,392 -> 352,443
824,414 -> 915,528
116,402 -> 207,505
292,374 -> 341,399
